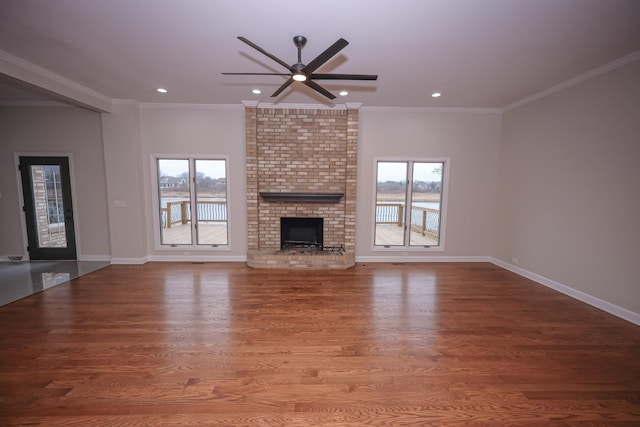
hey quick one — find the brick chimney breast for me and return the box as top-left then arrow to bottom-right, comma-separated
245,105 -> 358,269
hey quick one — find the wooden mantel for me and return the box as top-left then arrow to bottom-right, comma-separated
259,192 -> 344,203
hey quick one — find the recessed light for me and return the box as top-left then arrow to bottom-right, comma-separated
432,92 -> 442,98
252,89 -> 261,94
157,88 -> 168,94
339,91 -> 349,96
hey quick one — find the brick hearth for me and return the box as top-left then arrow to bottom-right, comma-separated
246,249 -> 356,269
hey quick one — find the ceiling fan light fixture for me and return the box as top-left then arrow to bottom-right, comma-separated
252,89 -> 261,94
339,91 -> 348,96
223,36 -> 377,100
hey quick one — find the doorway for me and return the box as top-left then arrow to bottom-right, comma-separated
19,156 -> 77,260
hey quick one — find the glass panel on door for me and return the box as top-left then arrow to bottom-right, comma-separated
157,159 -> 192,245
194,159 -> 228,245
30,165 -> 68,248
409,162 -> 443,246
374,161 -> 408,246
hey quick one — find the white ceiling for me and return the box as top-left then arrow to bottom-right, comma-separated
0,0 -> 639,109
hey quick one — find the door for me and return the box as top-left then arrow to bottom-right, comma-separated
19,156 -> 77,260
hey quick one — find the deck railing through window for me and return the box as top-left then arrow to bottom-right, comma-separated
376,203 -> 404,226
375,203 -> 440,240
410,205 -> 440,240
161,200 -> 227,228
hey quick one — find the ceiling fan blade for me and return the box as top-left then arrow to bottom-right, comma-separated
222,72 -> 292,76
304,80 -> 336,100
237,36 -> 293,71
311,73 -> 378,80
271,77 -> 295,97
302,38 -> 349,74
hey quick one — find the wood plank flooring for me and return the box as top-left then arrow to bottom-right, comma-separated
0,262 -> 639,426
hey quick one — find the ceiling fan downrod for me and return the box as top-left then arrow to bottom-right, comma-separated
293,35 -> 307,65
292,36 -> 307,79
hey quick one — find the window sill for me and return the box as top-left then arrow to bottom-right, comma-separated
154,245 -> 231,252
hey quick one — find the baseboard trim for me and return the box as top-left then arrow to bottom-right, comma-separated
110,256 -> 149,265
0,255 -> 26,262
355,255 -> 491,263
490,257 -> 640,326
77,255 -> 111,262
99,255 -> 249,264
147,255 -> 247,263
1,255 -> 110,262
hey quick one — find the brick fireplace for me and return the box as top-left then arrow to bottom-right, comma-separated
244,102 -> 359,269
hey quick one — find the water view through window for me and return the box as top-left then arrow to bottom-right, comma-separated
374,160 -> 445,248
157,158 -> 228,247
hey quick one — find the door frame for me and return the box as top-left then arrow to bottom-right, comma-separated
14,153 -> 81,261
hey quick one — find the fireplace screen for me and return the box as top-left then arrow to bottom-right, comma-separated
280,217 -> 323,250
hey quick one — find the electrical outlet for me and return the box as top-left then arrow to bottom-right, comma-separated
511,257 -> 519,265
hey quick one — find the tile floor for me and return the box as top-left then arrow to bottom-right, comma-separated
0,260 -> 110,307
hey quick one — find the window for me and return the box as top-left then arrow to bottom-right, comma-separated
155,157 -> 228,247
43,166 -> 64,225
373,159 -> 448,249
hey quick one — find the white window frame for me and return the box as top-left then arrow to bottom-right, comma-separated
371,157 -> 449,252
151,154 -> 231,251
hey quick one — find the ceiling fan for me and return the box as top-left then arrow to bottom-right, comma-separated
223,36 -> 378,100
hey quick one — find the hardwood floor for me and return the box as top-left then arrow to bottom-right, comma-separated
0,262 -> 638,426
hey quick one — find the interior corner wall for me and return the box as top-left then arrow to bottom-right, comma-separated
494,59 -> 640,315
101,102 -> 148,261
0,106 -> 111,259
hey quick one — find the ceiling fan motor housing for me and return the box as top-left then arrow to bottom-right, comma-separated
293,35 -> 307,48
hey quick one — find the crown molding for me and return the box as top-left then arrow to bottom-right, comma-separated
361,106 -> 502,114
0,100 -> 72,108
111,99 -> 140,107
503,49 -> 640,112
0,49 -> 112,113
139,102 -> 243,110
253,102 -> 349,110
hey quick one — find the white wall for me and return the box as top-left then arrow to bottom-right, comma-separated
356,108 -> 503,259
133,105 -> 503,262
139,105 -> 247,259
101,102 -> 148,262
494,59 -> 640,315
0,106 -> 111,259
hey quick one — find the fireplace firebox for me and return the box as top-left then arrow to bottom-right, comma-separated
280,217 -> 323,250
